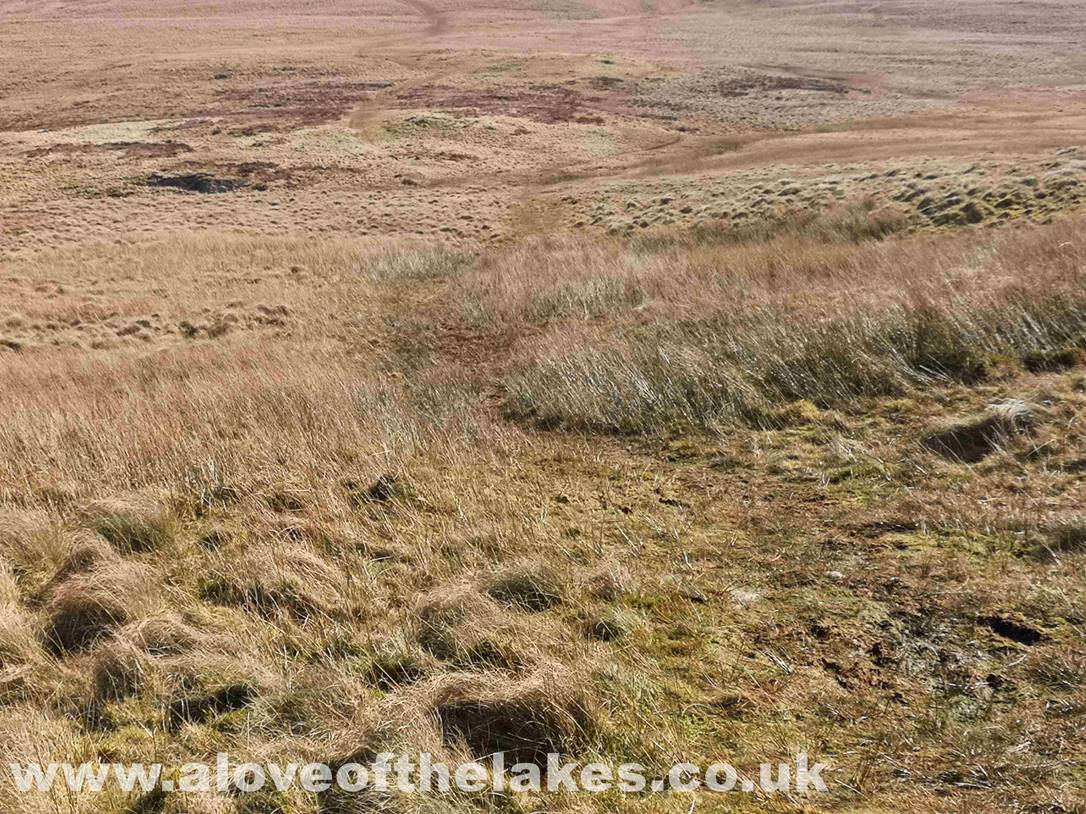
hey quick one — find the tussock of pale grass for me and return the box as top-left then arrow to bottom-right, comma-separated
412,586 -> 525,670
484,562 -> 566,611
89,613 -> 209,704
90,637 -> 149,704
123,613 -> 206,657
921,398 -> 1037,463
582,608 -> 636,642
430,667 -> 595,763
38,535 -> 119,599
81,493 -> 180,553
367,634 -> 438,690
163,652 -> 274,730
201,541 -> 347,622
364,246 -> 474,281
41,545 -> 161,656
409,578 -> 570,675
0,566 -> 52,706
584,561 -> 634,601
1042,519 -> 1086,557
0,511 -> 70,590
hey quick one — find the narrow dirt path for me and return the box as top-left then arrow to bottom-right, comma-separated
346,0 -> 451,130
400,0 -> 450,36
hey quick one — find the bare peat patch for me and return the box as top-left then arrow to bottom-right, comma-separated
145,161 -> 291,194
981,615 -> 1042,646
717,73 -> 853,98
216,79 -> 394,129
393,83 -> 608,125
147,173 -> 243,193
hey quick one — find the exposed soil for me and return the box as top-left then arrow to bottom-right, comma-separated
392,83 -> 609,125
145,161 -> 293,194
215,79 -> 396,129
716,73 -> 854,98
25,141 -> 194,159
147,173 -> 244,193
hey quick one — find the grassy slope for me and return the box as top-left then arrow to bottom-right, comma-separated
1,211 -> 1085,813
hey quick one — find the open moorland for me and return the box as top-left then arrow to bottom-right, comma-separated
1,1 -> 1085,812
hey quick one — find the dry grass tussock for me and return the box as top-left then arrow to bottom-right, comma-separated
430,667 -> 596,762
42,555 -> 157,656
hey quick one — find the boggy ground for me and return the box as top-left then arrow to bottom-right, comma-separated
1,1 -> 1086,813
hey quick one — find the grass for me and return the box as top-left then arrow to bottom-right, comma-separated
5,2 -> 1086,810
496,219 -> 1086,432
363,247 -> 475,282
485,563 -> 566,611
0,212 -> 1084,814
